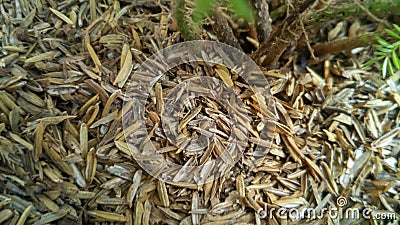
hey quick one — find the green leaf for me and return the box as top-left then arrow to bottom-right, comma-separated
393,24 -> 400,33
363,56 -> 385,67
192,0 -> 214,23
375,36 -> 393,48
382,57 -> 388,78
393,40 -> 400,48
228,0 -> 254,22
392,50 -> 400,70
388,60 -> 395,76
385,28 -> 400,39
374,45 -> 392,53
374,52 -> 388,56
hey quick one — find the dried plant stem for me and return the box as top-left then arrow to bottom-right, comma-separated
312,33 -> 375,56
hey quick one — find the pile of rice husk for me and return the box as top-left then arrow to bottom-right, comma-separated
0,0 -> 399,224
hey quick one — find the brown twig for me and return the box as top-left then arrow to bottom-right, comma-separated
252,0 -> 272,43
300,20 -> 317,60
312,33 -> 375,56
251,0 -> 316,68
211,8 -> 243,50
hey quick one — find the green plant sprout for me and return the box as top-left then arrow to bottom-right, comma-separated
177,0 -> 254,40
192,0 -> 254,24
364,24 -> 400,78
